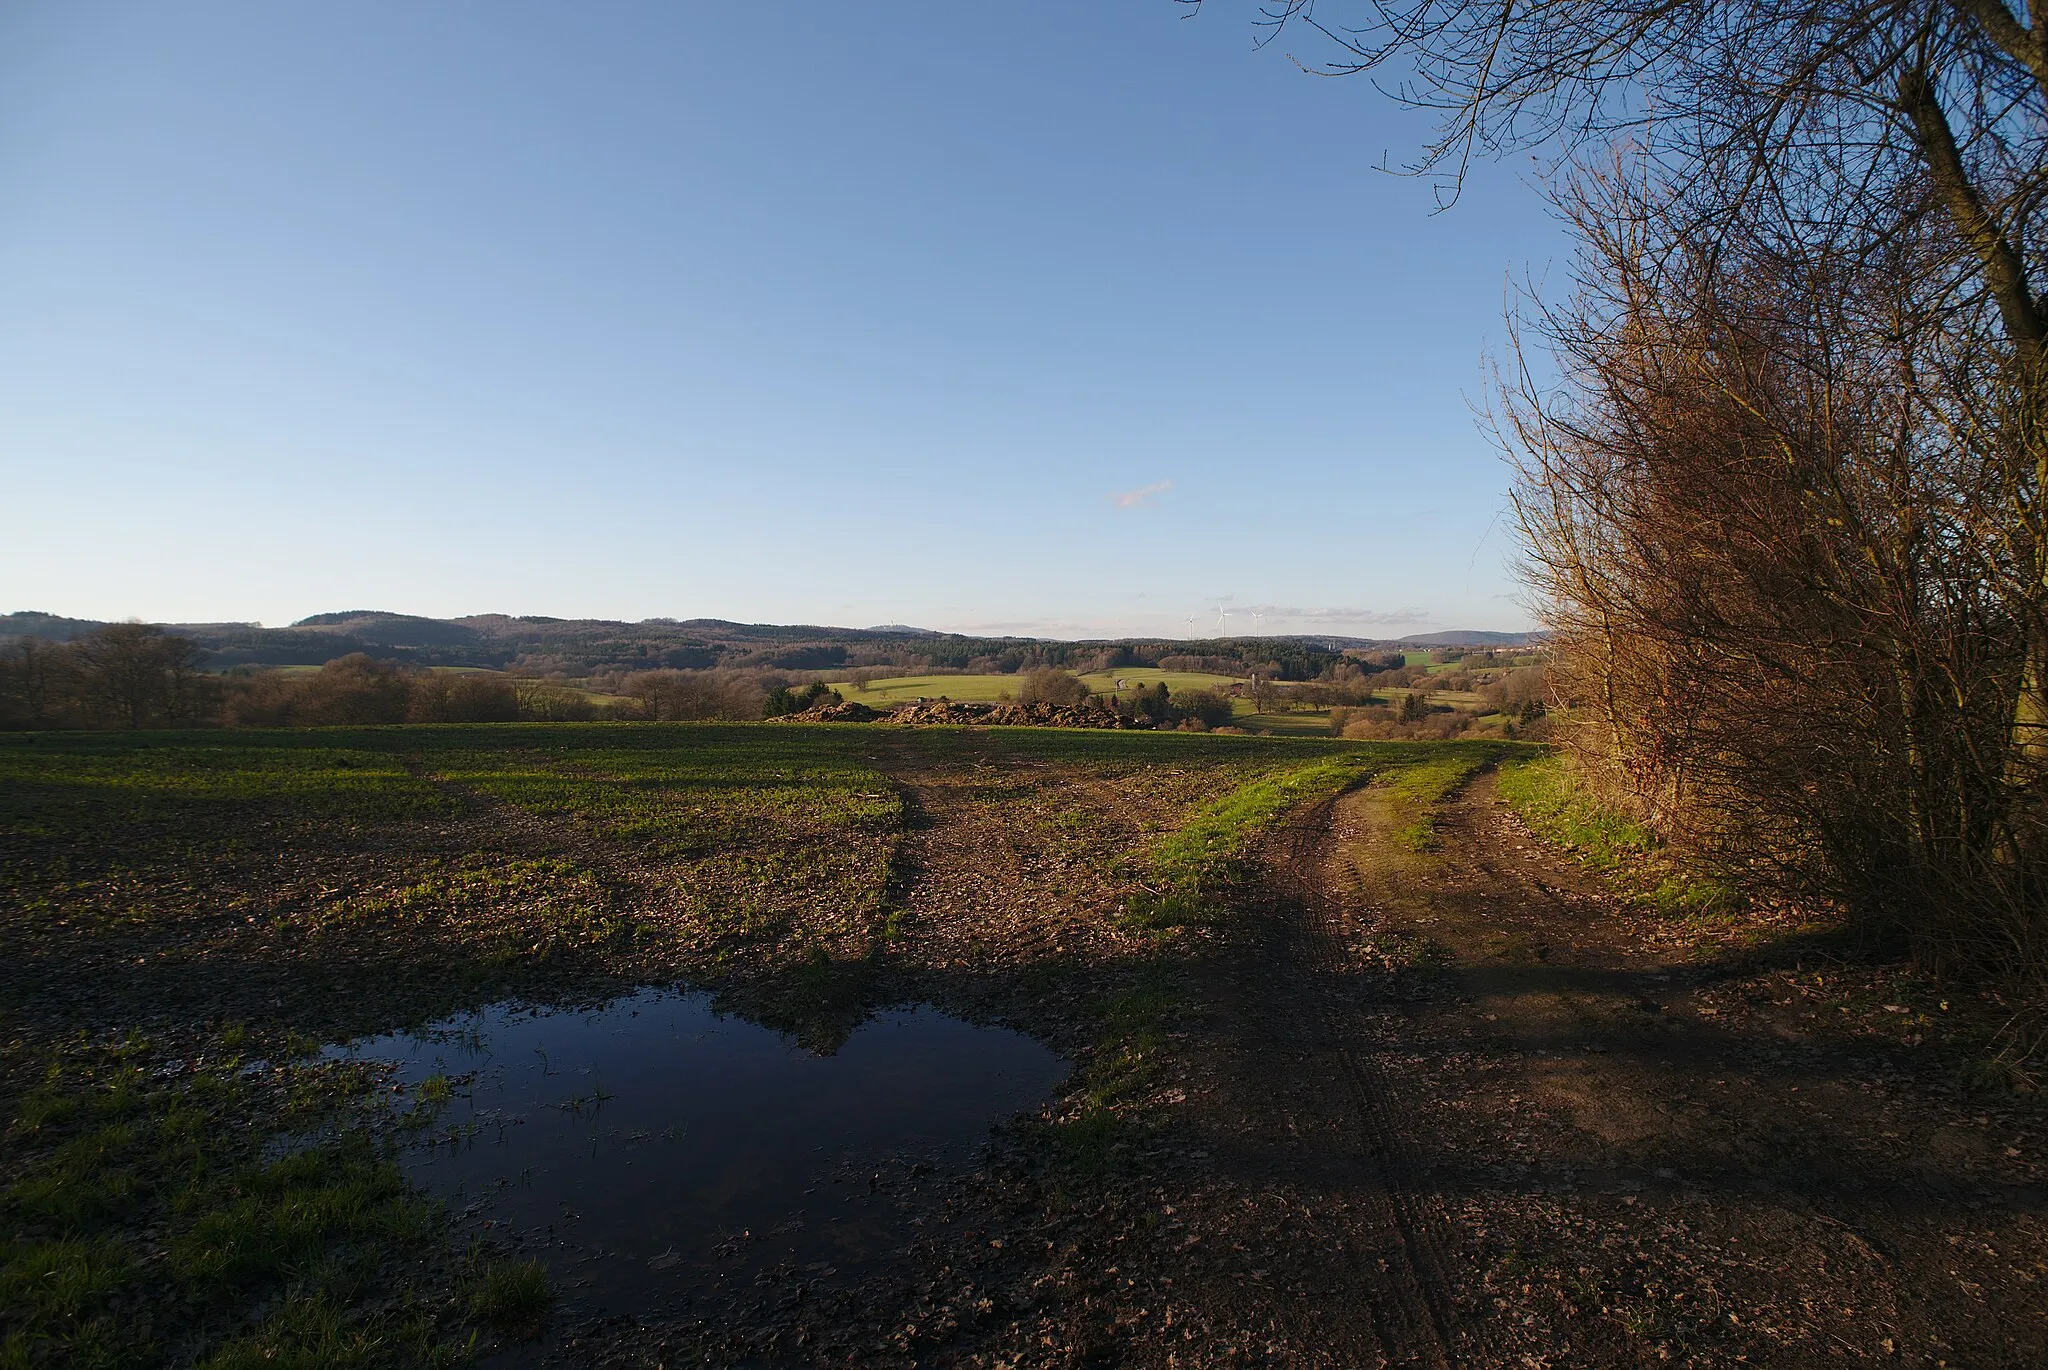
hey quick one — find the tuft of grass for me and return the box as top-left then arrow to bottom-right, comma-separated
1382,751 -> 1492,851
1498,752 -> 1744,921
1053,970 -> 1182,1179
1495,752 -> 1656,869
467,1257 -> 553,1336
1644,873 -> 1742,919
1054,1104 -> 1129,1178
1961,1052 -> 2039,1095
196,1291 -> 465,1370
0,1039 -> 461,1368
1128,752 -> 1392,927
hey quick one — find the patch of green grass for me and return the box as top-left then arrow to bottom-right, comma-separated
1498,752 -> 1742,920
1960,1051 -> 2040,1094
1644,874 -> 1743,919
1127,753 -> 1374,926
0,1037 -> 462,1368
1099,976 -> 1178,1035
1127,742 -> 1510,928
1077,667 -> 1247,695
466,1257 -> 552,1337
1052,970 -> 1182,1178
1480,929 -> 1549,965
196,1291 -> 468,1369
1232,708 -> 1335,736
1382,751 -> 1493,851
1053,1104 -> 1130,1178
1495,752 -> 1657,869
821,668 -> 1248,705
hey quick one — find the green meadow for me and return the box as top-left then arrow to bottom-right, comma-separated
2,720 -> 1518,1366
828,667 -> 1248,705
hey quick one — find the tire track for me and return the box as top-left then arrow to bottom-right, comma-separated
1166,788 -> 1462,1367
1271,793 -> 1460,1368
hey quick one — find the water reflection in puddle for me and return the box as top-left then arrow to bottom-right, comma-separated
338,990 -> 1065,1313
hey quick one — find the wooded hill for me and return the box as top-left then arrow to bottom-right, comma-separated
0,610 -> 1534,679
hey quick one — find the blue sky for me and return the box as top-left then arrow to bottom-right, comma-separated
0,2 -> 1565,639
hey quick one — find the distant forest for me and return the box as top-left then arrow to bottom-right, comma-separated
0,609 -> 1532,732
0,610 -> 1529,679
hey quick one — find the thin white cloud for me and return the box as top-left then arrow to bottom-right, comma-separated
1110,479 -> 1172,510
941,618 -> 1106,637
1243,605 -> 1431,626
920,607 -> 1445,640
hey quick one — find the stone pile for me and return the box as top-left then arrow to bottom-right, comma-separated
770,699 -> 884,723
777,697 -> 1155,729
885,699 -> 995,725
890,699 -> 1151,730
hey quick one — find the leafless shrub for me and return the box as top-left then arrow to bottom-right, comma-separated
407,673 -> 519,724
513,681 -> 602,722
1017,669 -> 1091,707
837,667 -> 898,693
1174,688 -> 1237,728
0,638 -> 83,728
1506,170 -> 2048,979
622,668 -> 774,721
225,658 -> 540,726
226,655 -> 412,726
1339,708 -> 1485,741
63,624 -> 210,728
1222,0 -> 2048,995
1483,666 -> 1549,715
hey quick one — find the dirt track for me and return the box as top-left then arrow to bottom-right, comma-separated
1384,774 -> 2048,1368
568,755 -> 2048,1367
1083,769 -> 2048,1369
905,766 -> 2046,1367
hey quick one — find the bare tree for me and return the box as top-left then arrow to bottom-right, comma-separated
70,623 -> 207,728
622,668 -> 774,721
407,671 -> 519,724
0,638 -> 78,727
1504,161 -> 2046,975
1017,668 -> 1092,706
1221,0 -> 2048,750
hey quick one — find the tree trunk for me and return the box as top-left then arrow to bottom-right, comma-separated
1898,65 -> 2048,763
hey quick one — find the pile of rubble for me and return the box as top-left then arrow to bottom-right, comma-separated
883,699 -> 996,725
985,701 -> 1155,729
768,699 -> 884,723
891,699 -> 1156,729
776,697 -> 1156,729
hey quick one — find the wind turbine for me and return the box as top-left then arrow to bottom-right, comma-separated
1217,606 -> 1229,638
1185,615 -> 1195,640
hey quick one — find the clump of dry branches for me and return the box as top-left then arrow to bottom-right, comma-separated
1504,169 -> 2047,979
1219,0 -> 2048,981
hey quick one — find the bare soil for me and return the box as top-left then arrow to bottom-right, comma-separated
611,761 -> 2048,1368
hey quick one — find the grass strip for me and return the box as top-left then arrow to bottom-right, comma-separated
0,1035 -> 472,1370
1122,745 -> 1507,928
1127,753 -> 1388,928
1496,751 -> 1740,918
1378,746 -> 1513,852
1494,751 -> 1658,869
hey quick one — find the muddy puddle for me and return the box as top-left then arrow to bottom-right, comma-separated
337,990 -> 1066,1315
